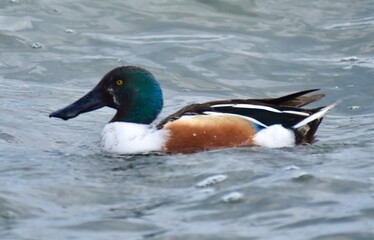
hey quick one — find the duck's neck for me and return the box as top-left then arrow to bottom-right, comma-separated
110,92 -> 163,125
110,105 -> 161,124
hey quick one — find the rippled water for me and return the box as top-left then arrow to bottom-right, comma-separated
1,0 -> 374,239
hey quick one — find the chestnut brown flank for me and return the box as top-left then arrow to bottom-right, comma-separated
162,115 -> 256,154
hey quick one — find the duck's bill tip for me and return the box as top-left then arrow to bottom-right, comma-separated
49,108 -> 79,120
49,88 -> 110,121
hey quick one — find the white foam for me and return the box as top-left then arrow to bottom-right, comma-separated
196,175 -> 228,187
221,192 -> 243,203
100,122 -> 169,154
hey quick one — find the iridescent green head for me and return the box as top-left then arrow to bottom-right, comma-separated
50,66 -> 163,124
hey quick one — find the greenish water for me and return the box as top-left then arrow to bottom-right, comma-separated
1,0 -> 374,239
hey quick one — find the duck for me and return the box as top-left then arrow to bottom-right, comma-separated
50,66 -> 338,154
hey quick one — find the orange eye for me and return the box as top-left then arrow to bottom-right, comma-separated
116,80 -> 123,86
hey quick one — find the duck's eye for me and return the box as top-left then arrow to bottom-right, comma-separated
116,80 -> 123,86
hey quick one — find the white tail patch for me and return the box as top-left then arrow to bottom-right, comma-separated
254,124 -> 295,148
292,100 -> 341,129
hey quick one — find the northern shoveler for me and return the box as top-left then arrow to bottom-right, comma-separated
50,66 -> 338,154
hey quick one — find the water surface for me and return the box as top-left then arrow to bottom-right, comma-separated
1,0 -> 374,239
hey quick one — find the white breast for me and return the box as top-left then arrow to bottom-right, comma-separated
100,122 -> 169,154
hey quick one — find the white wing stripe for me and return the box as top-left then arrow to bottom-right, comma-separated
282,110 -> 310,116
212,104 -> 282,113
212,104 -> 312,116
211,104 -> 233,107
293,101 -> 341,129
203,111 -> 268,128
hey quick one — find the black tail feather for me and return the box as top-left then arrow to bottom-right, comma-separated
294,118 -> 323,144
261,89 -> 325,107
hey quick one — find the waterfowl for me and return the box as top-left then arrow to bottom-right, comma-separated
50,66 -> 337,154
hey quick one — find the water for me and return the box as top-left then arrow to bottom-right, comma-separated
1,0 -> 374,239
